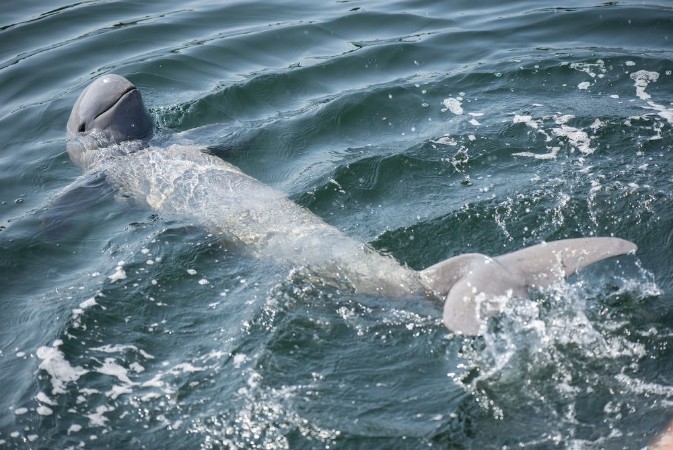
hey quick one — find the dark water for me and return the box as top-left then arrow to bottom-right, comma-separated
1,1 -> 673,448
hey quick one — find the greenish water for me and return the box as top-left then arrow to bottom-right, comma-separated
1,1 -> 673,448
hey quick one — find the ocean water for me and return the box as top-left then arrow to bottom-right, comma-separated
1,0 -> 673,448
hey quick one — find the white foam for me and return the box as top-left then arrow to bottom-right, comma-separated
107,384 -> 133,400
91,343 -> 154,361
108,261 -> 127,282
14,407 -> 28,415
97,358 -> 133,384
36,405 -> 53,416
442,97 -> 464,115
67,424 -> 82,435
233,354 -> 248,369
431,135 -> 457,146
512,111 -> 598,157
87,405 -> 114,427
35,391 -> 56,406
573,59 -> 606,77
552,125 -> 594,154
71,294 -> 103,329
92,344 -> 134,353
80,387 -> 100,395
79,297 -> 97,310
172,362 -> 206,373
129,362 -> 145,373
578,81 -> 591,90
630,70 -> 659,100
554,114 -> 575,125
628,70 -> 673,124
513,114 -> 538,129
36,343 -> 88,395
139,349 -> 155,359
645,101 -> 673,125
513,147 -> 560,160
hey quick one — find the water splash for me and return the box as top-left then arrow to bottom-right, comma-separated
450,261 -> 661,446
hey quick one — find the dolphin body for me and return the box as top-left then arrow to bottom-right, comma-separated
66,74 -> 637,335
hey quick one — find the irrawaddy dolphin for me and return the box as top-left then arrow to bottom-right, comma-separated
66,74 -> 637,335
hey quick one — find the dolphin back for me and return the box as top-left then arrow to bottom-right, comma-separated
102,144 -> 426,298
420,237 -> 637,335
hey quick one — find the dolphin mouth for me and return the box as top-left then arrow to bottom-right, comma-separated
93,85 -> 138,122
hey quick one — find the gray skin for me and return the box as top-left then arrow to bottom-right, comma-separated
66,74 -> 638,335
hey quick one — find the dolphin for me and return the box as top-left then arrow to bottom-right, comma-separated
66,74 -> 637,335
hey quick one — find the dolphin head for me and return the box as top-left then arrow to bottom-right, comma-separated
67,74 -> 153,142
67,74 -> 153,169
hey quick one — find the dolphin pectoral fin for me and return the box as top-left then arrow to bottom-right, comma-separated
422,237 -> 638,335
37,172 -> 113,240
494,237 -> 638,289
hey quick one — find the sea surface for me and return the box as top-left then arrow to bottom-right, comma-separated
1,1 -> 673,448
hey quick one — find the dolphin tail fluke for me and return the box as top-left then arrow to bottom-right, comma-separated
420,237 -> 637,335
494,237 -> 638,288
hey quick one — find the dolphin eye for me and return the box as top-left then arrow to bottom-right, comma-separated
78,123 -> 85,133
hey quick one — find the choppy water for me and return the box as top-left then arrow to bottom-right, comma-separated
1,1 -> 673,448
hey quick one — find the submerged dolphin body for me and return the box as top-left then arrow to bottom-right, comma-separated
66,74 -> 637,335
